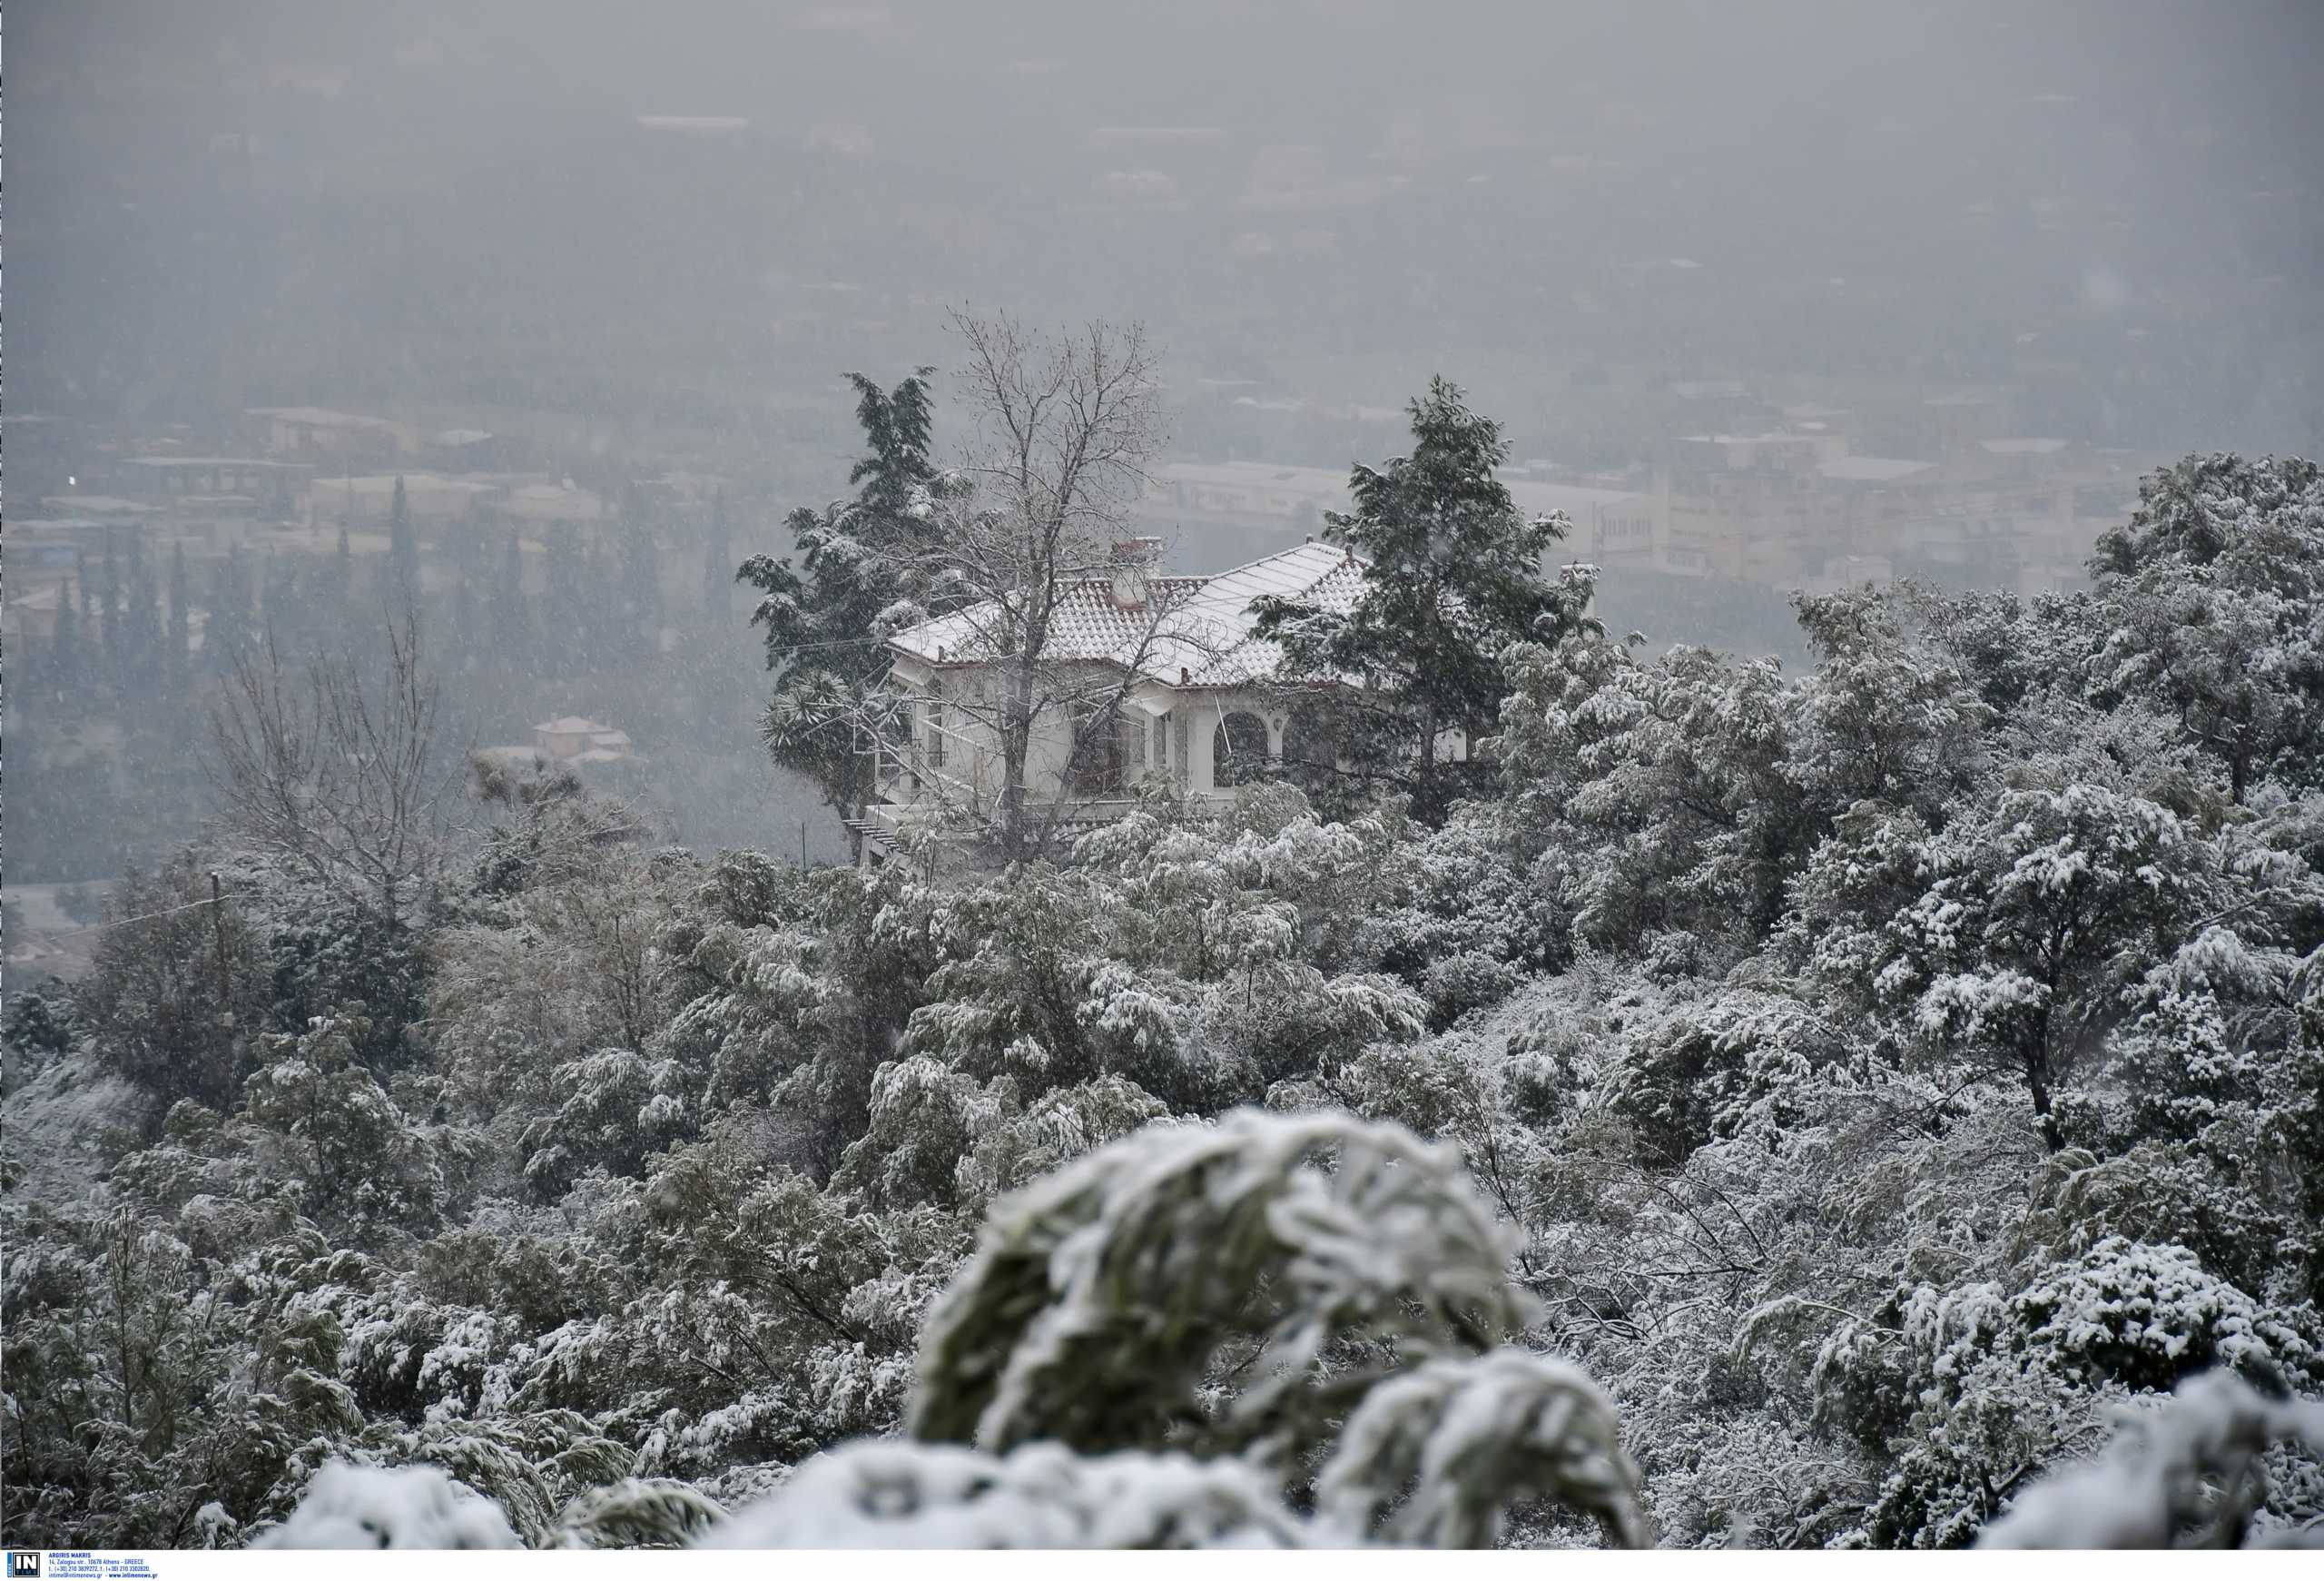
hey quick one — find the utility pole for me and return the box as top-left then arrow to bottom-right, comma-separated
210,872 -> 233,1029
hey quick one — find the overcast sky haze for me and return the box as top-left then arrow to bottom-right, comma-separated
10,1 -> 2322,468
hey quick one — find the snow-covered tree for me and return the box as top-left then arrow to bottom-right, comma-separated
1251,376 -> 1595,826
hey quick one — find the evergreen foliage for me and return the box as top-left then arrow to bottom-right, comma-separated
1253,376 -> 1597,825
9,441 -> 2324,1552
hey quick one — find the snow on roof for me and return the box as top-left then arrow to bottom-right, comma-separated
1817,457 -> 1938,482
430,429 -> 497,447
887,540 -> 1370,689
1979,438 -> 2070,456
535,716 -> 608,735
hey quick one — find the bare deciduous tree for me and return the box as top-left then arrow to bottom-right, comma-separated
883,310 -> 1175,859
207,617 -> 458,924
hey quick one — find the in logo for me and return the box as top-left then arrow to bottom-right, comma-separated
5,1554 -> 40,1579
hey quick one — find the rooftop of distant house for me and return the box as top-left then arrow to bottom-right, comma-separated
888,539 -> 1374,689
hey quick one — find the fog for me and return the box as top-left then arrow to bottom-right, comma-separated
7,0 -> 2323,896
16,2 -> 2322,459
13,10 -> 2324,1549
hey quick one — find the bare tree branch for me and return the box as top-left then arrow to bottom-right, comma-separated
205,615 -> 458,923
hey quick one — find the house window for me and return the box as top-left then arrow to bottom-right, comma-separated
1152,711 -> 1172,772
926,680 -> 946,766
1211,710 -> 1272,789
876,689 -> 916,788
1068,702 -> 1128,795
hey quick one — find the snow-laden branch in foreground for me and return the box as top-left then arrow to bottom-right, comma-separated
1980,1370 -> 2324,1549
909,1107 -> 1533,1461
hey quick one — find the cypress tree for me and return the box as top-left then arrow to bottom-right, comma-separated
205,547 -> 255,677
261,549 -> 300,653
490,528 -> 531,664
544,522 -> 584,677
447,572 -> 480,677
388,474 -> 420,618
618,505 -> 661,663
52,578 -> 84,697
319,521 -> 354,632
167,543 -> 193,696
96,539 -> 123,690
123,536 -> 164,699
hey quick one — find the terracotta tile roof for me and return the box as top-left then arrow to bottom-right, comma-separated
886,540 -> 1367,689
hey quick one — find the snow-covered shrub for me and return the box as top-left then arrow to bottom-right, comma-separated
700,1441 -> 1311,1548
253,1462 -> 520,1549
1980,1370 -> 2324,1548
911,1108 -> 1534,1462
546,1477 -> 726,1548
1316,1349 -> 1646,1547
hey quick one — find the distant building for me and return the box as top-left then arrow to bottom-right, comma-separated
114,456 -> 313,518
4,584 -> 70,645
860,540 -> 1447,864
533,716 -> 636,762
247,407 -> 414,466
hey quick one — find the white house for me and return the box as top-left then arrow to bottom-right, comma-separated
534,716 -> 635,763
857,540 -> 1403,861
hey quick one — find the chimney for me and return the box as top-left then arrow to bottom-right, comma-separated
1109,537 -> 1164,611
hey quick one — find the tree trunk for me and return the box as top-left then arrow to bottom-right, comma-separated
2024,1046 -> 2064,1152
1000,653 -> 1034,859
